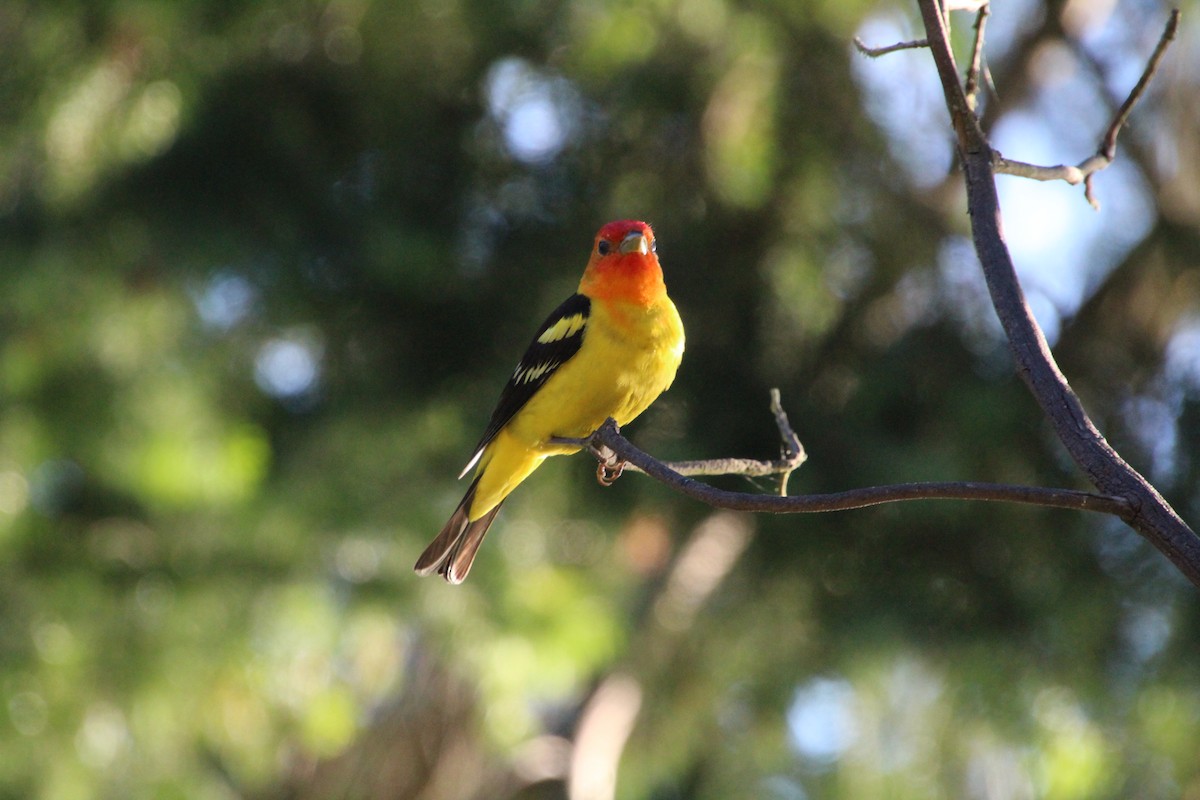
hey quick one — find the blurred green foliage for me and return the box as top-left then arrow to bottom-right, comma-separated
2,0 -> 1200,798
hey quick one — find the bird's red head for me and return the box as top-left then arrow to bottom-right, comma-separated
596,219 -> 654,248
580,220 -> 665,305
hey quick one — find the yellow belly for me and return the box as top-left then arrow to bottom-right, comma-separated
469,295 -> 684,519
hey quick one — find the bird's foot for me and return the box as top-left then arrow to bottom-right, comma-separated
579,420 -> 626,485
596,459 -> 626,486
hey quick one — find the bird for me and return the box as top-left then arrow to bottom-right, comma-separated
414,220 -> 685,583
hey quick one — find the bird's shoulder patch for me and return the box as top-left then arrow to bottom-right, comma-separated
460,294 -> 591,476
536,311 -> 588,345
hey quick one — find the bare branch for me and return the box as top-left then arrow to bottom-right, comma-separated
557,389 -> 1130,518
768,387 -> 803,495
991,154 -> 1091,185
964,3 -> 990,112
913,0 -> 1200,587
989,9 -> 1180,209
853,36 -> 929,58
1101,9 -> 1180,160
573,418 -> 1129,518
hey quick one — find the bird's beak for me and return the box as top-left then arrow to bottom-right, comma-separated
619,230 -> 650,255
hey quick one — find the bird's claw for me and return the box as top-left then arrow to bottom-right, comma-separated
587,422 -> 626,485
596,459 -> 626,486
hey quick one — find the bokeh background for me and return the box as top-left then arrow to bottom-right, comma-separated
3,0 -> 1200,797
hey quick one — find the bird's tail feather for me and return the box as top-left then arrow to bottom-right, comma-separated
414,477 -> 503,584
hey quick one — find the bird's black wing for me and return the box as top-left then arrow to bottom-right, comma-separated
459,293 -> 591,476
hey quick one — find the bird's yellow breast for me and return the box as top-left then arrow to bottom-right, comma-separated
505,294 -> 685,453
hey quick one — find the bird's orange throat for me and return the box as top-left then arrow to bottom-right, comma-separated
579,254 -> 668,306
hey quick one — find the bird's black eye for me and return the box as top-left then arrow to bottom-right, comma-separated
597,240 -> 611,256
650,239 -> 657,253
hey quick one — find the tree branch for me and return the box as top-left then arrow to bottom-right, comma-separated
853,36 -> 929,58
565,416 -> 1129,518
556,389 -> 1129,518
963,3 -> 990,112
989,9 -> 1180,209
913,0 -> 1200,586
1098,9 -> 1179,162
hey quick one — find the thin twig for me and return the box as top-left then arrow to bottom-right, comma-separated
964,3 -> 990,112
576,418 -> 1130,518
853,37 -> 929,58
991,154 -> 1093,185
990,9 -> 1180,209
1101,9 -> 1179,160
768,388 -> 803,495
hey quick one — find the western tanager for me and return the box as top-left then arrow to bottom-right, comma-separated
415,220 -> 685,583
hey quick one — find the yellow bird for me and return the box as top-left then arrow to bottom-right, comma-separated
415,220 -> 685,583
